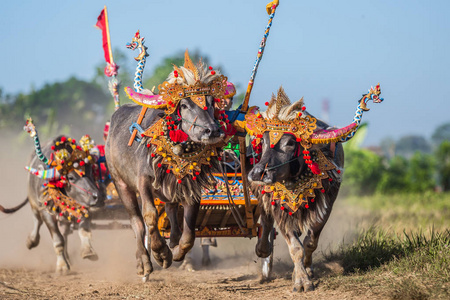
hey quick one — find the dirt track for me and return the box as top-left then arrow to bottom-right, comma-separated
0,134 -> 377,299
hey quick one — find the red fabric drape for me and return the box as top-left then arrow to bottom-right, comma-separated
95,9 -> 111,64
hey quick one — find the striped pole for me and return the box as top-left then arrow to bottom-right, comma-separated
241,0 -> 280,113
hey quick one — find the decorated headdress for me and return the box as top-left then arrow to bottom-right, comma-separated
125,49 -> 228,114
23,119 -> 95,223
245,85 -> 383,214
245,85 -> 383,149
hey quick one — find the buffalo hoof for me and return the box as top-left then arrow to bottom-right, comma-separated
172,245 -> 192,262
152,245 -> 172,269
292,282 -> 314,293
179,258 -> 195,272
56,261 -> 70,275
81,247 -> 98,261
306,267 -> 314,278
137,254 -> 153,278
255,241 -> 271,258
26,235 -> 40,249
142,274 -> 149,283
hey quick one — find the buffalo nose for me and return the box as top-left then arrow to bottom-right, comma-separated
204,125 -> 221,138
89,192 -> 99,207
248,166 -> 264,183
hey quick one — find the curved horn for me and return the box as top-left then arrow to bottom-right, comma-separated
310,123 -> 358,144
312,84 -> 383,144
23,118 -> 50,165
124,87 -> 166,109
25,166 -> 60,180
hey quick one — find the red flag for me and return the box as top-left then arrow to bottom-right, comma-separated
95,7 -> 113,64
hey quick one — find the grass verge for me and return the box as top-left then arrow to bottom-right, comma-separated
341,192 -> 450,232
323,227 -> 450,299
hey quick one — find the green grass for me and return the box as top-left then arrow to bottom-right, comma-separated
323,228 -> 450,299
341,192 -> 450,232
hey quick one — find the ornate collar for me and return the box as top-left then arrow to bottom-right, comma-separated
261,149 -> 335,214
142,118 -> 233,181
43,186 -> 89,223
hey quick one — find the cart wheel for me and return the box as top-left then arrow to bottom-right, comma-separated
260,228 -> 275,281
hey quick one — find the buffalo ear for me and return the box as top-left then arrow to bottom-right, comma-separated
283,97 -> 304,118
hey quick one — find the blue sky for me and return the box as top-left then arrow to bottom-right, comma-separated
1,0 -> 449,146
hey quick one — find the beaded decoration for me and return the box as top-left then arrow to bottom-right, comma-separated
24,119 -> 97,223
142,118 -> 232,180
262,149 -> 335,213
43,186 -> 89,223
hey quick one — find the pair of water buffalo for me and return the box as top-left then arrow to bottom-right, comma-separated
105,55 -> 370,292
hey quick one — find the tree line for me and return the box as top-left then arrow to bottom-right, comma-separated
342,124 -> 450,195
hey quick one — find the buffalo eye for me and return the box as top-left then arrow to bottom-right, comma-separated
180,103 -> 188,110
68,175 -> 76,181
286,139 -> 296,147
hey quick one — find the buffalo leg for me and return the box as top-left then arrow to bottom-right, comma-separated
41,212 -> 70,274
201,244 -> 211,266
303,207 -> 333,277
255,208 -> 274,258
139,178 -> 172,269
115,179 -> 153,278
26,208 -> 42,249
282,230 -> 314,292
60,222 -> 72,266
78,219 -> 98,261
165,202 -> 182,248
172,202 -> 200,261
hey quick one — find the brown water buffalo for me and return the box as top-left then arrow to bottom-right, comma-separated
247,86 -> 382,292
105,54 -> 231,281
0,135 -> 104,273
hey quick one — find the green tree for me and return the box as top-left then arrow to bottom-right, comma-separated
342,148 -> 384,195
0,77 -> 110,141
431,123 -> 450,148
395,135 -> 431,158
435,140 -> 450,191
407,152 -> 436,193
92,48 -> 133,111
376,156 -> 410,194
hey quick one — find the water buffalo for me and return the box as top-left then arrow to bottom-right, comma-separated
105,53 -> 231,280
1,134 -> 104,273
247,86 -> 382,291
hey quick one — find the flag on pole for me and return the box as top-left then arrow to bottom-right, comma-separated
95,6 -> 114,65
95,6 -> 120,109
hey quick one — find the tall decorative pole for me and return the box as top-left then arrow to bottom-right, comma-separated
241,0 -> 279,113
96,6 -> 120,110
238,0 -> 280,234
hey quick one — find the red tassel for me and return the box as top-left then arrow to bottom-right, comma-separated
220,124 -> 236,137
169,129 -> 188,143
309,162 -> 321,175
